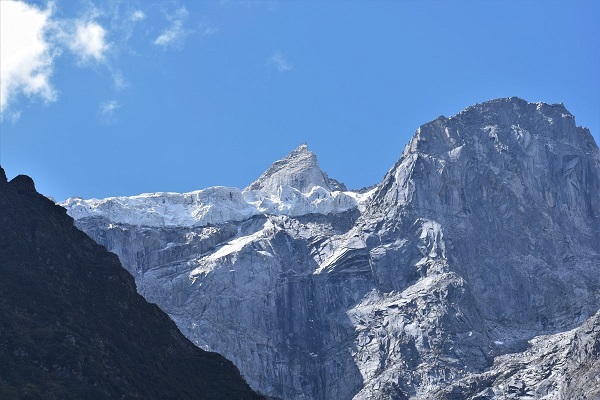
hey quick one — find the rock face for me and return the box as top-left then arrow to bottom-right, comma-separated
432,308 -> 600,399
246,143 -> 347,193
63,98 -> 600,399
0,168 -> 262,399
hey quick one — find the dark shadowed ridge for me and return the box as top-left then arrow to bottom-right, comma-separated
0,167 -> 263,399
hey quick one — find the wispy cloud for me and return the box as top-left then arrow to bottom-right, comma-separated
99,100 -> 121,123
154,7 -> 191,50
50,1 -> 110,65
0,1 -> 57,115
105,3 -> 146,53
198,23 -> 217,37
130,10 -> 146,22
268,52 -> 292,72
110,69 -> 128,90
67,21 -> 110,63
3,110 -> 22,124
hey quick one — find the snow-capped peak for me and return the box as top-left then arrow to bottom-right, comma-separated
61,145 -> 372,228
245,144 -> 343,194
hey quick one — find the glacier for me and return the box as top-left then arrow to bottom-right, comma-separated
63,144 -> 369,228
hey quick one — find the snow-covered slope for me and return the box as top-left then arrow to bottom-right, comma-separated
63,98 -> 600,400
62,145 -> 368,227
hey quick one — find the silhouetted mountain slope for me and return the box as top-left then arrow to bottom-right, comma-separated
0,168 -> 262,399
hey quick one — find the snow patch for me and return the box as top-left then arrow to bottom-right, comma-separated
62,184 -> 365,228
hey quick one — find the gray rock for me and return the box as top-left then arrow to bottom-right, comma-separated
246,144 -> 342,193
432,309 -> 600,400
65,98 -> 600,399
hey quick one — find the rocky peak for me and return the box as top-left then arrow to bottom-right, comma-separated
10,174 -> 36,193
372,97 -> 600,216
245,144 -> 345,194
0,167 -> 6,184
403,97 -> 592,158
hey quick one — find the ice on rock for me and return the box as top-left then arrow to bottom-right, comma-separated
62,145 -> 367,228
245,144 -> 334,193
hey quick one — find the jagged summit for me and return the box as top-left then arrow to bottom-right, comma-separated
400,97 -> 597,171
458,96 -> 570,117
245,144 -> 346,193
62,144 -> 361,228
373,97 -> 600,218
400,97 -> 596,159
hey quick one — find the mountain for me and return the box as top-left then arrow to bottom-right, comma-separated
0,168 -> 262,399
62,98 -> 600,399
63,144 -> 363,228
246,144 -> 348,193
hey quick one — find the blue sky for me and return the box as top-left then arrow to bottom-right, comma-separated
1,0 -> 599,201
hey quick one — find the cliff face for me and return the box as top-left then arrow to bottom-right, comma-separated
0,169 -> 262,399
368,99 -> 600,330
65,98 -> 600,399
348,98 -> 600,399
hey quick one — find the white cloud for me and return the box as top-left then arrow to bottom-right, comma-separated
131,10 -> 146,22
66,20 -> 109,63
154,7 -> 191,50
0,1 -> 114,117
268,52 -> 292,72
0,1 -> 57,115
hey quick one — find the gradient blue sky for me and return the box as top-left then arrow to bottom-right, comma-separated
1,0 -> 599,201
